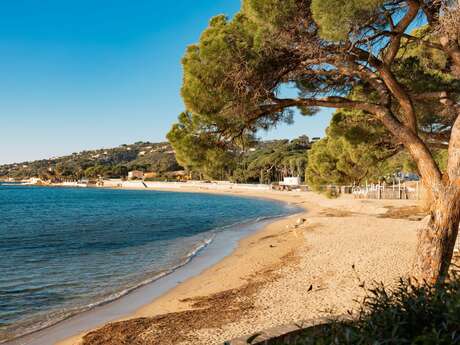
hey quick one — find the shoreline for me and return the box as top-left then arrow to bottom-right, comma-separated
6,184 -> 422,345
4,185 -> 304,345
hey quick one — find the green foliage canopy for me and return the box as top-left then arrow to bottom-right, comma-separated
167,112 -> 238,180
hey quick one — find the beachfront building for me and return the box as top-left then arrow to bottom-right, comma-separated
167,170 -> 187,180
280,176 -> 301,186
28,177 -> 43,185
144,172 -> 158,179
128,170 -> 144,180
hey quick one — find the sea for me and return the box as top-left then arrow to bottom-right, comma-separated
0,184 -> 297,343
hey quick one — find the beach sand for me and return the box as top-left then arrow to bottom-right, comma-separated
56,188 -> 422,345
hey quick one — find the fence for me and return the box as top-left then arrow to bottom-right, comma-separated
270,182 -> 421,200
352,182 -> 421,200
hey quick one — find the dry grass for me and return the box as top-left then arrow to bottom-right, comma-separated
378,206 -> 426,221
319,208 -> 355,218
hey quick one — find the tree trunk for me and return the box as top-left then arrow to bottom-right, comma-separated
413,185 -> 460,284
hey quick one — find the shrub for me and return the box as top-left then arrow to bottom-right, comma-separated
277,274 -> 460,344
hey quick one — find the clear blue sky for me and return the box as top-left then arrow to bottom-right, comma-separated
0,0 -> 332,164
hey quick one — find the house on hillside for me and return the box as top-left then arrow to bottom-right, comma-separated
128,170 -> 144,180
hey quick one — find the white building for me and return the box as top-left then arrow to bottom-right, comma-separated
280,177 -> 301,186
28,177 -> 43,185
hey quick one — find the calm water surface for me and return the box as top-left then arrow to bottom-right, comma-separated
0,185 -> 294,342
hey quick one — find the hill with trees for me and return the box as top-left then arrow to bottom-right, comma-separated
0,142 -> 181,181
0,137 -> 316,183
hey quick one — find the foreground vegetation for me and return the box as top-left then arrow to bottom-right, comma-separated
274,273 -> 460,344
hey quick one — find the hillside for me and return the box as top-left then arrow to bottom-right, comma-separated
0,136 -> 314,182
0,142 -> 181,180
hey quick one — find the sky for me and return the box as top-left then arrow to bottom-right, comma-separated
0,0 -> 332,165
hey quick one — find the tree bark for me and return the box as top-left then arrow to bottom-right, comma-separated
413,185 -> 460,284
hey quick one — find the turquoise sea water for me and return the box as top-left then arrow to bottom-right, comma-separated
0,185 -> 295,343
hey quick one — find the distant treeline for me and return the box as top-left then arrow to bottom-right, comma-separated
1,129 -> 427,185
0,142 -> 181,181
0,137 -> 313,183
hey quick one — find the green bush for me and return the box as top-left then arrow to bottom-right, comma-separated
278,275 -> 460,344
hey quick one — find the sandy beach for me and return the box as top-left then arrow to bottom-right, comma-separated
49,185 -> 423,345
